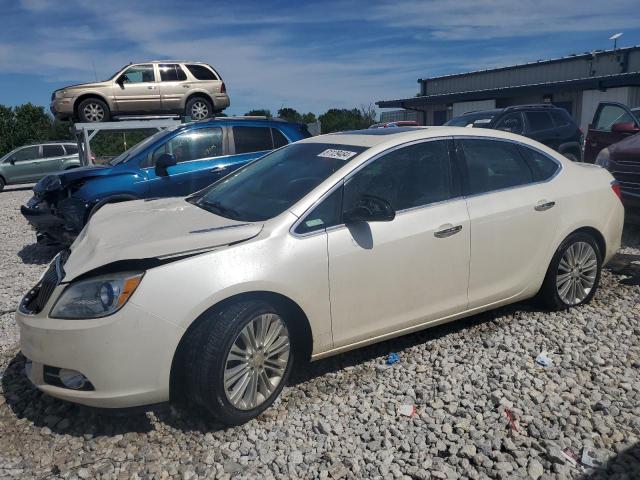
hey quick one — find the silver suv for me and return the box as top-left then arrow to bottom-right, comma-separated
0,142 -> 80,190
51,61 -> 230,123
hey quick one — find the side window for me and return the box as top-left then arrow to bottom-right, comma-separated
121,65 -> 155,83
64,144 -> 78,155
42,145 -> 65,158
150,128 -> 223,165
594,105 -> 636,131
159,64 -> 187,82
233,126 -> 273,154
11,146 -> 40,162
344,140 -> 452,212
550,110 -> 570,127
185,64 -> 218,81
460,139 -> 533,195
519,146 -> 560,182
495,113 -> 524,134
295,187 -> 343,235
272,128 -> 289,148
525,111 -> 553,132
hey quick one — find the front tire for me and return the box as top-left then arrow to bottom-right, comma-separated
185,97 -> 213,120
184,300 -> 294,425
77,98 -> 110,123
0,176 -> 5,192
539,232 -> 602,310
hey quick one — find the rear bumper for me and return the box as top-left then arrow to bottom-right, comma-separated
213,94 -> 230,111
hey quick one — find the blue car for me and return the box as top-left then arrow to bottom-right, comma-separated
22,118 -> 310,244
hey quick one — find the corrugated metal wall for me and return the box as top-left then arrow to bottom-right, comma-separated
424,49 -> 640,96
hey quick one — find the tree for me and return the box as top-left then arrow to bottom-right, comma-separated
12,103 -> 52,149
318,108 -> 373,134
277,107 -> 302,123
301,112 -> 317,124
244,109 -> 272,117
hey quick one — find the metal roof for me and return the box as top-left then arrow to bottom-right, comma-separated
377,71 -> 640,109
417,45 -> 640,83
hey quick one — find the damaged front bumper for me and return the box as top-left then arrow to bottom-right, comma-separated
21,196 -> 90,245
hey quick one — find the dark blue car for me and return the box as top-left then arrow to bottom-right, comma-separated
22,118 -> 310,244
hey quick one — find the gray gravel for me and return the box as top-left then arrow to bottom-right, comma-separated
1,184 -> 639,480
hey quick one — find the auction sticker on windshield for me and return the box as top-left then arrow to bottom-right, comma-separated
317,149 -> 358,161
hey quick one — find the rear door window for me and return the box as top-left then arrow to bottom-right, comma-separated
159,64 -> 187,82
185,64 -> 218,81
550,110 -> 570,127
42,145 -> 65,158
233,126 -> 273,154
459,139 -> 533,195
524,111 -> 554,132
64,144 -> 78,155
518,146 -> 560,181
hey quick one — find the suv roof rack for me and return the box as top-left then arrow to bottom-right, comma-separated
504,104 -> 557,111
211,116 -> 288,122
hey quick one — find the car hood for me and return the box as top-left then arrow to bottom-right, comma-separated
34,165 -> 113,195
63,196 -> 263,280
610,132 -> 640,160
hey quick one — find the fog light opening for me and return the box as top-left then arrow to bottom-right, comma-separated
59,368 -> 89,390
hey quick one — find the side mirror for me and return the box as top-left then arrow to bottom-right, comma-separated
611,122 -> 639,134
9,159 -> 15,165
116,74 -> 128,86
155,153 -> 177,177
344,195 -> 395,224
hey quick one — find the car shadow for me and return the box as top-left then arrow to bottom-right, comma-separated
607,252 -> 640,286
17,243 -> 61,265
577,441 -> 640,479
1,185 -> 34,192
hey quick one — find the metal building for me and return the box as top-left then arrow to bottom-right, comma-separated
377,45 -> 640,132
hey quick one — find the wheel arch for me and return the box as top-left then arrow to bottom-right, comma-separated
169,290 -> 313,402
184,91 -> 215,110
74,93 -> 111,117
570,226 -> 606,258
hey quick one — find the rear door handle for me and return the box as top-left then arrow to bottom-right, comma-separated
535,201 -> 555,211
434,224 -> 462,238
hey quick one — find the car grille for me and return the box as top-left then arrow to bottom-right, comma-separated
20,249 -> 70,315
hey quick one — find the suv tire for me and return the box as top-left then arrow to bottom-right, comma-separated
186,97 -> 213,120
77,98 -> 111,123
184,300 -> 294,425
0,176 -> 5,192
539,232 -> 602,310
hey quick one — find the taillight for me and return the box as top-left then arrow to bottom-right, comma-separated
611,181 -> 622,200
220,82 -> 226,93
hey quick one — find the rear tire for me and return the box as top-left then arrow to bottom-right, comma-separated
77,98 -> 110,123
184,300 -> 294,425
539,232 -> 602,310
0,177 -> 5,191
185,97 -> 213,120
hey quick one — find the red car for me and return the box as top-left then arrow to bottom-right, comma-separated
584,102 -> 640,163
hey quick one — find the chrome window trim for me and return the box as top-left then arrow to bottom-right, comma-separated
453,135 -> 563,200
290,136 -> 455,239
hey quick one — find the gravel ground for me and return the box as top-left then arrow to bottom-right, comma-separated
0,184 -> 639,480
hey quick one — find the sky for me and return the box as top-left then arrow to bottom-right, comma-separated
1,0 -> 640,117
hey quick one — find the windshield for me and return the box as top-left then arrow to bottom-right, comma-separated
445,112 -> 496,127
106,64 -> 129,81
189,143 -> 368,222
107,128 -> 177,165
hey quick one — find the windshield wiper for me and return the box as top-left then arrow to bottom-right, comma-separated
199,200 -> 241,219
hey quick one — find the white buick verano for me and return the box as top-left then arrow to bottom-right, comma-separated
17,127 -> 623,425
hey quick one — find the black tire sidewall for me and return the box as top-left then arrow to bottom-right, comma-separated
78,98 -> 110,123
188,300 -> 294,425
543,232 -> 602,309
0,177 -> 5,191
186,97 -> 213,119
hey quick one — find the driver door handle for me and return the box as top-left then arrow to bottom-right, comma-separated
147,85 -> 157,90
535,200 -> 555,212
434,224 -> 462,238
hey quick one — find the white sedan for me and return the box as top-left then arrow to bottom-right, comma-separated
17,127 -> 623,425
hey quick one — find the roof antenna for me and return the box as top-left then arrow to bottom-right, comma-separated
609,32 -> 623,50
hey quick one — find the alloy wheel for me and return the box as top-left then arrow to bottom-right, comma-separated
223,313 -> 290,410
191,101 -> 209,120
556,241 -> 598,305
83,103 -> 105,122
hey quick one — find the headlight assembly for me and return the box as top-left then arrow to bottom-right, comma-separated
50,272 -> 144,319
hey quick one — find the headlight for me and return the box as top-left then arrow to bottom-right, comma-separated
50,272 -> 144,319
56,89 -> 70,98
595,148 -> 610,169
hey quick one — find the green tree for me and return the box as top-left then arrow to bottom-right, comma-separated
301,112 -> 317,124
277,107 -> 302,123
318,108 -> 373,134
12,103 -> 52,148
244,109 -> 272,117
